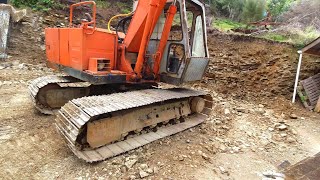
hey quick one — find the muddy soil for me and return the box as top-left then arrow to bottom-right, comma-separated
206,32 -> 320,100
1,62 -> 320,180
1,9 -> 320,180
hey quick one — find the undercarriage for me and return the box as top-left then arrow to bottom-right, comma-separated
29,75 -> 212,162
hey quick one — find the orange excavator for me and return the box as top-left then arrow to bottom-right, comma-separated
29,0 -> 212,162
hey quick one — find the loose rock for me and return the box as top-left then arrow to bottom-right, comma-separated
224,108 -> 231,115
219,144 -> 227,152
178,155 -> 184,161
140,164 -> 148,170
202,153 -> 210,160
273,134 -> 282,141
219,166 -> 228,174
120,166 -> 127,173
255,108 -> 265,114
146,168 -> 153,174
280,133 -> 287,137
277,124 -> 288,131
235,107 -> 247,113
125,159 -> 137,169
139,170 -> 150,178
153,167 -> 159,174
287,137 -> 296,143
290,114 -> 298,119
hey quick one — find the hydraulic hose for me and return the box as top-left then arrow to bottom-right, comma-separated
108,12 -> 134,32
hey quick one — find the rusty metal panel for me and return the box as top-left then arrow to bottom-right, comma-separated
285,153 -> 320,180
0,8 -> 10,60
299,73 -> 320,110
183,57 -> 209,82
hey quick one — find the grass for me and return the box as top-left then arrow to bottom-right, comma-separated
10,0 -> 63,11
95,0 -> 110,8
259,26 -> 320,47
213,19 -> 248,31
213,18 -> 320,47
260,33 -> 288,42
116,2 -> 132,14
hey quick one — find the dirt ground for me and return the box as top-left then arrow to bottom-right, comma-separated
1,9 -> 320,180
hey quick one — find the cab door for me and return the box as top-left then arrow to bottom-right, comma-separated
158,0 -> 209,85
183,12 -> 210,82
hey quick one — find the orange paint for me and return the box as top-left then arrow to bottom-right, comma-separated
46,28 -> 118,71
45,1 -> 182,82
153,4 -> 177,75
134,0 -> 168,77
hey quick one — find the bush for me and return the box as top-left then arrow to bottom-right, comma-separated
205,0 -> 297,23
259,25 -> 320,47
95,0 -> 110,8
267,0 -> 296,19
206,0 -> 245,21
10,0 -> 59,11
213,19 -> 248,31
241,0 -> 266,22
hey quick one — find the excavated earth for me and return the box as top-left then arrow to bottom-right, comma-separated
0,10 -> 320,180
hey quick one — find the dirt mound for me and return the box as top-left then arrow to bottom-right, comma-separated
205,32 -> 320,100
57,0 -> 132,28
6,11 -> 46,64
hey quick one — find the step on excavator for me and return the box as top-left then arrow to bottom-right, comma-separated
29,0 -> 213,162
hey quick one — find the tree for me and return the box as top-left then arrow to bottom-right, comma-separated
206,0 -> 245,21
241,0 -> 266,22
267,0 -> 297,19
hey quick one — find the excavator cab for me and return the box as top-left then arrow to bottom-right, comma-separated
131,0 -> 209,85
154,0 -> 209,85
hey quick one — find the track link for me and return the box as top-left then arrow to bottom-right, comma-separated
28,75 -> 87,114
55,88 -> 213,162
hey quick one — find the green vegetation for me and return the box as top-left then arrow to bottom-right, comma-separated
213,18 -> 319,46
116,2 -> 132,14
261,33 -> 287,42
208,0 -> 267,22
95,0 -> 110,9
267,0 -> 297,18
205,0 -> 297,22
261,26 -> 320,47
241,0 -> 265,22
10,0 -> 62,11
213,19 -> 247,31
206,0 -> 319,46
209,0 -> 244,21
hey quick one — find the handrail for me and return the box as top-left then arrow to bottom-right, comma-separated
69,1 -> 96,31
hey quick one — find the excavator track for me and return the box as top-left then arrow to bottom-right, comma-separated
55,88 -> 213,162
28,75 -> 156,115
28,75 -> 89,114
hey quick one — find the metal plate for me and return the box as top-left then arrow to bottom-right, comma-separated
184,57 -> 209,82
